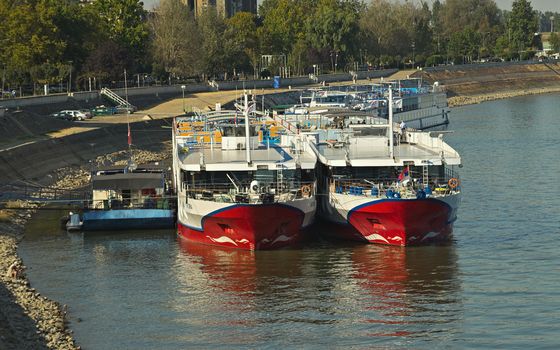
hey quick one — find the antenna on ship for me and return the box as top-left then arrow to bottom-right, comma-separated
124,68 -> 136,172
244,91 -> 252,165
389,85 -> 394,159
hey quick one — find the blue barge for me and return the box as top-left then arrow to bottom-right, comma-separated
67,165 -> 176,231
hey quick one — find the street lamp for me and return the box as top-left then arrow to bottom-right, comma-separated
181,85 -> 186,112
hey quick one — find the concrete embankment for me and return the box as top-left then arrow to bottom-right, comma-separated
0,118 -> 171,186
414,61 -> 560,106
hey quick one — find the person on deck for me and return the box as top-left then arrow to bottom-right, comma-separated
399,121 -> 407,141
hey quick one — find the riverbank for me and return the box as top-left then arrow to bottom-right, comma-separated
415,61 -> 560,107
448,85 -> 560,107
0,146 -> 171,349
0,209 -> 77,350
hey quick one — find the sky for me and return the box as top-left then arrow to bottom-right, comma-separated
142,0 -> 560,12
495,0 -> 560,12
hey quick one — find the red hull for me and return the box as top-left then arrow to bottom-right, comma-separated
178,204 -> 306,250
328,199 -> 453,246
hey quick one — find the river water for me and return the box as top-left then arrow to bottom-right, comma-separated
19,93 -> 560,349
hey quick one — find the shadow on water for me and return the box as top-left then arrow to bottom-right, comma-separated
0,282 -> 49,350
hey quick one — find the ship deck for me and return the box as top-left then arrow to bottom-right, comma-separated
314,139 -> 461,167
177,144 -> 317,171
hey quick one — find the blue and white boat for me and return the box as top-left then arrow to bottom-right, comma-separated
67,165 -> 175,231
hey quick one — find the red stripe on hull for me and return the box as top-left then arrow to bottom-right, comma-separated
178,204 -> 306,250
330,199 -> 453,246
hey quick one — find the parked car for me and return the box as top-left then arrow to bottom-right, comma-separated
60,110 -> 91,121
79,109 -> 93,119
92,105 -> 117,116
49,111 -> 72,120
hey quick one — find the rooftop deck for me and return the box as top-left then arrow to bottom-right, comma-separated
312,130 -> 461,167
177,144 -> 317,171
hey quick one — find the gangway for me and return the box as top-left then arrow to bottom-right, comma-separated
100,87 -> 136,112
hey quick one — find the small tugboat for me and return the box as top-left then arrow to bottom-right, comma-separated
67,164 -> 175,231
310,89 -> 462,246
172,95 -> 317,250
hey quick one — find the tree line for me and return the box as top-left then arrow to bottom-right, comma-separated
0,0 -> 559,95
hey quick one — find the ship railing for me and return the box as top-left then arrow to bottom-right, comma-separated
331,176 -> 460,199
183,181 -> 315,204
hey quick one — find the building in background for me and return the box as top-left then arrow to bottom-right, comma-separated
184,0 -> 256,18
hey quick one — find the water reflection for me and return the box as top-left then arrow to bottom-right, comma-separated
351,243 -> 461,338
174,238 -> 462,342
175,239 -> 307,298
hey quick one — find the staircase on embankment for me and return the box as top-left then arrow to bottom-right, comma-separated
100,88 -> 137,112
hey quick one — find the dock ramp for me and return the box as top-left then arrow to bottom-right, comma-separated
100,88 -> 137,112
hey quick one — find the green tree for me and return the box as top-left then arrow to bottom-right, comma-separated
258,0 -> 312,55
439,0 -> 501,39
431,0 -> 444,53
51,0 -> 101,67
149,0 -> 200,78
0,0 -> 66,78
82,41 -> 131,83
359,0 -> 397,57
93,0 -> 149,67
508,0 -> 538,51
197,9 -> 227,79
306,0 -> 360,71
448,28 -> 480,63
224,12 -> 258,76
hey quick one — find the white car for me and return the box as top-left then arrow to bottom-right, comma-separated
60,110 -> 91,121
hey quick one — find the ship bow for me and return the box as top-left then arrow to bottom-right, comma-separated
348,198 -> 455,246
179,204 -> 306,250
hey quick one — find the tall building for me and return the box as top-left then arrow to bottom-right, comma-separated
184,0 -> 256,18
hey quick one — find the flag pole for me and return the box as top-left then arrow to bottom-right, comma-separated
244,91 -> 252,165
389,86 -> 394,159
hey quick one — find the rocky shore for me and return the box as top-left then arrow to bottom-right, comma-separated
0,145 -> 171,350
448,86 -> 560,107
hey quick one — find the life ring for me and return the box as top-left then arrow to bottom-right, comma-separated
448,178 -> 460,189
301,185 -> 312,197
